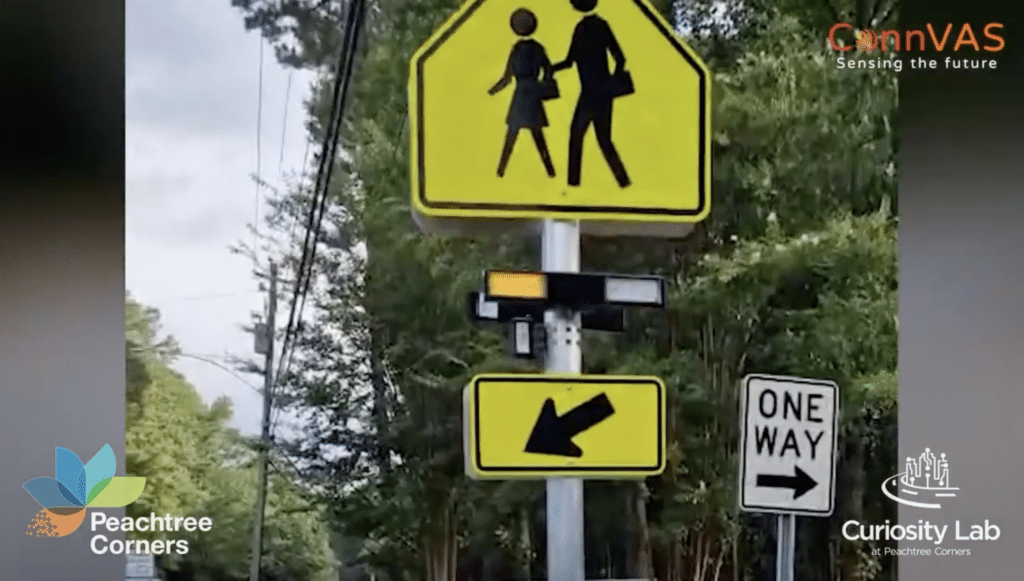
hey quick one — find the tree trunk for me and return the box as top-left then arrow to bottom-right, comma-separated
369,321 -> 389,474
672,534 -> 683,581
425,497 -> 458,581
627,482 -> 655,580
653,541 -> 667,581
517,507 -> 532,580
731,538 -> 739,581
657,533 -> 682,581
693,531 -> 704,581
839,427 -> 866,581
690,529 -> 722,581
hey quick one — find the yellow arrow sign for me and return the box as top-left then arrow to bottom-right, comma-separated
409,0 -> 711,236
463,374 -> 666,479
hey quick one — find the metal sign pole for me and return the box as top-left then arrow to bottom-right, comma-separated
787,514 -> 797,581
775,515 -> 785,581
775,513 -> 796,581
542,218 -> 585,581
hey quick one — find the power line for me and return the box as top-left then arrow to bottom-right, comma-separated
270,0 -> 372,441
268,0 -> 364,439
278,70 -> 294,183
254,36 -> 266,265
274,0 -> 365,397
177,352 -> 264,395
286,0 -> 365,378
127,345 -> 262,395
270,79 -> 400,439
157,290 -> 262,302
292,0 -> 364,347
288,137 -> 313,246
265,68 -> 295,438
250,4 -> 367,578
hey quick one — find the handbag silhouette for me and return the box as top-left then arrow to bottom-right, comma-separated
608,69 -> 635,98
539,77 -> 560,100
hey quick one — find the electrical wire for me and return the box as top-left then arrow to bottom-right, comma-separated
263,67 -> 300,438
254,37 -> 266,265
128,344 -> 263,395
290,137 -> 313,244
278,70 -> 294,183
273,67 -> 346,392
285,0 -> 365,381
177,353 -> 264,395
274,0 -> 365,396
265,0 -> 366,446
159,290 -> 262,302
250,8 -> 367,575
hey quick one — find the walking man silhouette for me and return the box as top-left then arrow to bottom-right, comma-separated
489,8 -> 557,178
553,0 -> 631,188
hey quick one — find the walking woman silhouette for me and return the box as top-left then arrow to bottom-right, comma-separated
488,8 -> 557,178
553,0 -> 631,188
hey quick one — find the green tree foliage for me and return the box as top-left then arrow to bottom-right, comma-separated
231,0 -> 898,579
174,465 -> 339,581
125,295 -> 338,581
126,293 -> 228,521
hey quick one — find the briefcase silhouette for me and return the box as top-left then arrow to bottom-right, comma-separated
608,70 -> 635,98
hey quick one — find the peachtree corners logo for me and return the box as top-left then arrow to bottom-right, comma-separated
24,444 -> 210,556
23,444 -> 145,538
842,448 -> 1002,557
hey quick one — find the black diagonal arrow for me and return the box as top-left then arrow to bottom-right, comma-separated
756,465 -> 818,499
524,393 -> 615,457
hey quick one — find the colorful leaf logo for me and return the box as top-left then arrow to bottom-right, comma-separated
23,445 -> 145,537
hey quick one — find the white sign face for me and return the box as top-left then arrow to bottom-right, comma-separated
739,374 -> 838,516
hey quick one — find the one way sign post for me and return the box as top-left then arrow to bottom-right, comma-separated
738,374 -> 838,581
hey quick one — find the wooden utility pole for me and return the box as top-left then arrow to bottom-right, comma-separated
249,261 -> 277,581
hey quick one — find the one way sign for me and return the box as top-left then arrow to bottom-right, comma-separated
739,374 -> 838,516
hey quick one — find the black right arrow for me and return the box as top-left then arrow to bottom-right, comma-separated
756,465 -> 818,499
524,393 -> 615,457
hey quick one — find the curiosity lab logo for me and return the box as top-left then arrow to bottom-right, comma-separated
882,447 -> 956,509
22,444 -> 145,538
845,448 -> 1001,553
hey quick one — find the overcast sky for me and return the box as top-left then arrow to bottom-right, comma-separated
126,0 -> 316,435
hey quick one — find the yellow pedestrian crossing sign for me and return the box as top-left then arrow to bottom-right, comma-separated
409,0 -> 711,237
463,374 -> 666,479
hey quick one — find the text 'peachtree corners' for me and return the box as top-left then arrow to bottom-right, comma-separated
88,512 -> 213,556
